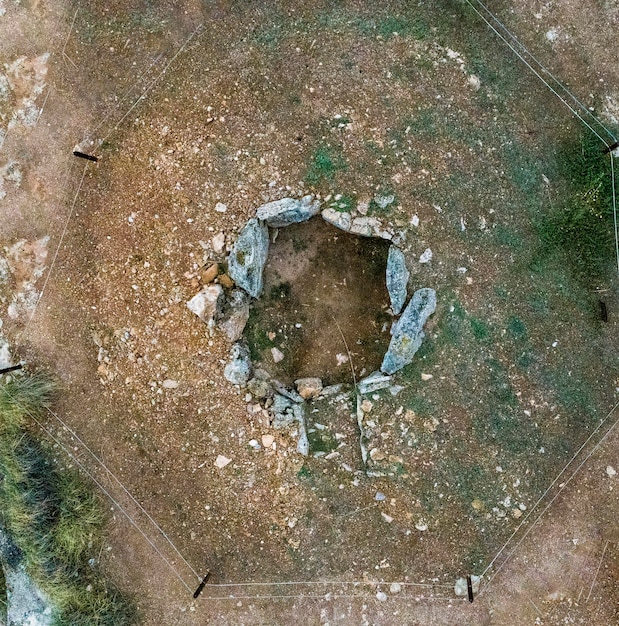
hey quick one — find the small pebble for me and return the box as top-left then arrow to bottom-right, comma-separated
261,434 -> 275,448
271,347 -> 284,363
607,465 -> 617,477
215,455 -> 231,469
376,591 -> 387,602
375,491 -> 386,501
389,582 -> 401,594
162,379 -> 179,389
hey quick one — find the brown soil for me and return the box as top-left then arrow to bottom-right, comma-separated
1,1 -> 619,625
246,218 -> 392,386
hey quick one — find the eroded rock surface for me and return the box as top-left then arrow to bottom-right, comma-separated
381,288 -> 436,375
218,289 -> 251,342
223,341 -> 252,386
228,218 -> 269,298
386,245 -> 409,315
256,195 -> 321,228
186,284 -> 223,325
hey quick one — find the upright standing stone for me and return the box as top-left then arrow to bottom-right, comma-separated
381,288 -> 436,375
386,245 -> 409,315
228,218 -> 269,298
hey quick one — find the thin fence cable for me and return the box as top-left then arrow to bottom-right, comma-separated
204,580 -> 454,588
99,23 -> 205,146
460,0 -> 610,147
88,50 -> 168,140
2,389 -> 194,594
43,404 -> 201,581
478,401 -> 619,594
611,154 -> 619,275
470,0 -> 617,143
198,593 -> 464,601
23,161 -> 88,335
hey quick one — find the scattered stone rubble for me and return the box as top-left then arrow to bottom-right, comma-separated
186,194 -> 437,467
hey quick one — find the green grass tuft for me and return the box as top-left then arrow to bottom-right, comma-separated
0,374 -> 137,625
537,133 -> 616,281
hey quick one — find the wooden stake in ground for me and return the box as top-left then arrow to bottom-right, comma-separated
467,575 -> 474,603
193,571 -> 211,599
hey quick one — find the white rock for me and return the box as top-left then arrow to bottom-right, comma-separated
415,521 -> 428,531
215,455 -> 231,468
212,232 -> 226,253
162,379 -> 179,389
215,202 -> 228,213
468,74 -> 481,90
376,591 -> 388,602
187,284 -> 223,324
381,512 -> 394,523
261,434 -> 275,448
421,373 -> 433,381
607,465 -> 617,477
389,582 -> 402,594
271,347 -> 284,363
419,248 -> 433,263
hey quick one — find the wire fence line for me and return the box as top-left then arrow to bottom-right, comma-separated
5,0 -> 619,606
478,400 -> 619,595
461,0 -> 619,277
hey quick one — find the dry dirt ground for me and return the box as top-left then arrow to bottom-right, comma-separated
1,1 -> 619,624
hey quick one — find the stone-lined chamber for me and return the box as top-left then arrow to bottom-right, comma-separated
187,196 -> 436,466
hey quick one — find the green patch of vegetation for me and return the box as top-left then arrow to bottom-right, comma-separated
0,374 -> 136,625
296,464 -> 312,480
305,145 -> 347,187
440,300 -> 467,345
375,15 -> 430,40
244,308 -> 275,361
307,429 -> 338,454
268,282 -> 292,302
537,133 -> 616,282
469,317 -> 491,341
507,316 -> 527,340
494,225 -> 522,248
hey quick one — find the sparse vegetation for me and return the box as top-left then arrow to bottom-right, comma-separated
537,133 -> 616,282
0,374 -> 136,625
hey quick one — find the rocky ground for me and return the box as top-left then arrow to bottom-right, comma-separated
1,1 -> 618,624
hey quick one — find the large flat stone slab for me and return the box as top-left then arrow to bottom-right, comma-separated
386,245 -> 409,315
256,195 -> 321,228
381,288 -> 436,375
228,218 -> 269,298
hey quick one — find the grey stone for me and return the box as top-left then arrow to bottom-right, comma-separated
380,288 -> 437,375
271,380 -> 305,404
386,245 -> 409,315
247,377 -> 272,399
186,284 -> 223,324
349,216 -> 392,240
228,218 -> 269,298
1,528 -> 53,626
219,289 -> 251,342
223,341 -> 252,386
358,371 -> 392,395
321,209 -> 394,240
321,208 -> 351,232
319,383 -> 345,397
256,195 -> 321,228
270,393 -> 308,455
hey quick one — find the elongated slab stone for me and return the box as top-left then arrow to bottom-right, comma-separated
256,195 -> 321,228
386,245 -> 409,315
228,218 -> 269,298
381,288 -> 436,375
